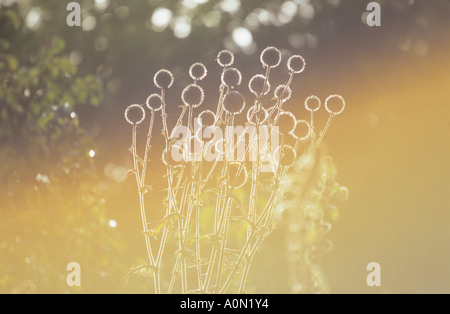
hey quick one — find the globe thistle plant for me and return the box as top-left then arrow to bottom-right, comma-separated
123,47 -> 347,294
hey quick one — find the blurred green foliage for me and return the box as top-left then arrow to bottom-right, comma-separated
0,5 -> 125,293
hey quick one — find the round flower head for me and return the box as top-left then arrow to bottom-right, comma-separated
146,93 -> 163,111
125,104 -> 146,125
247,105 -> 268,125
189,62 -> 207,81
154,69 -> 174,90
248,74 -> 271,96
221,67 -> 242,88
227,162 -> 248,189
325,94 -> 346,115
274,145 -> 296,168
305,95 -> 321,112
216,50 -> 234,67
182,84 -> 204,108
293,120 -> 311,141
277,111 -> 297,134
274,85 -> 292,102
260,46 -> 281,68
288,55 -> 306,74
198,110 -> 216,127
223,91 -> 245,115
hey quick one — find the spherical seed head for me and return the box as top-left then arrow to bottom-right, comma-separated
275,145 -> 296,167
293,120 -> 311,141
146,94 -> 163,111
247,105 -> 268,125
221,67 -> 242,88
189,62 -> 207,81
325,94 -> 346,115
217,50 -> 234,67
182,84 -> 204,108
277,111 -> 297,134
274,85 -> 292,102
305,95 -> 321,112
223,91 -> 245,115
198,110 -> 216,127
248,74 -> 271,96
260,46 -> 281,68
125,104 -> 146,125
288,55 -> 306,74
227,162 -> 248,189
154,69 -> 174,89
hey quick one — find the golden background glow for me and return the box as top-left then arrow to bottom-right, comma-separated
1,0 -> 449,294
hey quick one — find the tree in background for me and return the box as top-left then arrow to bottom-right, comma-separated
0,4 -> 126,293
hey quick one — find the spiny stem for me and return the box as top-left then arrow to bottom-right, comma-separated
194,141 -> 206,291
219,166 -> 283,294
141,109 -> 155,185
131,123 -> 157,292
171,106 -> 187,139
317,114 -> 334,146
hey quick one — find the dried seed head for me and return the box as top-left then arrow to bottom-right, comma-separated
275,145 -> 296,167
305,95 -> 321,112
248,74 -> 271,96
277,111 -> 297,134
247,105 -> 268,125
198,110 -> 216,127
125,104 -> 146,125
182,84 -> 205,108
223,91 -> 245,115
146,94 -> 163,111
274,85 -> 292,102
293,120 -> 311,141
227,162 -> 248,189
288,55 -> 306,74
325,94 -> 345,115
217,50 -> 235,67
189,62 -> 207,81
221,67 -> 242,88
260,46 -> 281,68
154,69 -> 174,90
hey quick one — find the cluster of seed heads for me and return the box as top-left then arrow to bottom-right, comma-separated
123,46 -> 346,294
125,46 -> 344,149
